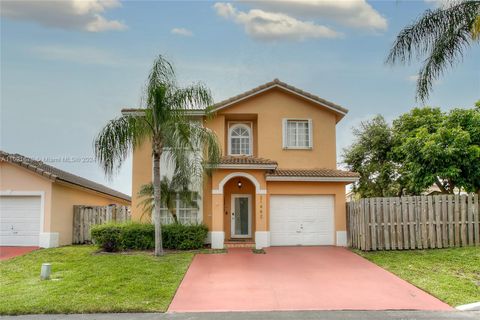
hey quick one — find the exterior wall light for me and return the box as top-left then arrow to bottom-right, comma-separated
237,180 -> 242,189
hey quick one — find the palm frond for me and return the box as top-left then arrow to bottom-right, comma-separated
386,1 -> 480,101
137,177 -> 199,222
417,21 -> 472,101
94,115 -> 150,178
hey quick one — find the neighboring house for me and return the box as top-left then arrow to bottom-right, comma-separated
0,151 -> 131,248
127,79 -> 359,249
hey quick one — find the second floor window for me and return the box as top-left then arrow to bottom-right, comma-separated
229,123 -> 252,156
283,119 -> 312,149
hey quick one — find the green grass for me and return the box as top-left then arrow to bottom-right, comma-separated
355,247 -> 480,306
0,245 -> 194,315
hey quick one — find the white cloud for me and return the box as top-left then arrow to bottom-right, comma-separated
214,2 -> 341,41
239,0 -> 387,31
171,28 -> 194,37
1,0 -> 127,32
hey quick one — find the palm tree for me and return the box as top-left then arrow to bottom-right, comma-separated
386,1 -> 480,102
137,177 -> 199,224
94,55 -> 221,256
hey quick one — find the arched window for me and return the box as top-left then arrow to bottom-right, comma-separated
229,124 -> 252,156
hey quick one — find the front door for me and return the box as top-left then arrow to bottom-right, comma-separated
231,194 -> 251,238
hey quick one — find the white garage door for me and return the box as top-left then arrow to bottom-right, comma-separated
0,196 -> 42,246
270,195 -> 334,246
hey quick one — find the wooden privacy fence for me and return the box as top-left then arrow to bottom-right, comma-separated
73,205 -> 131,244
347,194 -> 479,251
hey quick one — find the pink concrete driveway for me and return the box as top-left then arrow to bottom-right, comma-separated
0,246 -> 39,260
168,247 -> 451,312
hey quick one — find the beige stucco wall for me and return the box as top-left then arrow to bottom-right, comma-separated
1,162 -> 130,246
131,139 -> 153,220
207,88 -> 338,169
129,87 -> 348,244
51,183 -> 130,245
0,162 -> 53,232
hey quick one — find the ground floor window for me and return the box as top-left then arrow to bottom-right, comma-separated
159,193 -> 200,224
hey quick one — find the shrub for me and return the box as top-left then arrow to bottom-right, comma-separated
120,222 -> 155,250
90,223 -> 122,252
91,222 -> 208,251
162,224 -> 208,250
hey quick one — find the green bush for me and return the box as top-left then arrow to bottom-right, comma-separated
162,224 -> 208,250
90,223 -> 122,252
120,222 -> 155,250
91,222 -> 208,251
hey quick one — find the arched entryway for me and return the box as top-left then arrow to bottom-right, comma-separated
223,177 -> 255,241
210,171 -> 269,249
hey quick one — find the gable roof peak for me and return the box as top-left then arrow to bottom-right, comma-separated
212,79 -> 348,122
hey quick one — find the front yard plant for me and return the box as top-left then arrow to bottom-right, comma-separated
356,247 -> 480,306
0,246 -> 193,315
91,222 -> 208,251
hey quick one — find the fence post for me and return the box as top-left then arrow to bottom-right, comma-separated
474,194 -> 479,246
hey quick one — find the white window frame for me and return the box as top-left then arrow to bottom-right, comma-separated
282,118 -> 313,149
228,123 -> 253,156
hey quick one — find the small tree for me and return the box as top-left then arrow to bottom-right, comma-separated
94,55 -> 221,256
343,115 -> 400,198
392,106 -> 480,194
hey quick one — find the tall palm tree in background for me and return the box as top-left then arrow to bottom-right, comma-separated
94,55 -> 221,256
386,1 -> 480,102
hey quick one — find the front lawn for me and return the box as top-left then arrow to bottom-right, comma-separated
0,246 -> 193,315
356,247 -> 480,306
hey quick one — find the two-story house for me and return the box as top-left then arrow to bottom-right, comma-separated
128,79 -> 358,249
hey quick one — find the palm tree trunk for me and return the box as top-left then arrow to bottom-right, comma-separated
169,208 -> 179,224
153,150 -> 164,256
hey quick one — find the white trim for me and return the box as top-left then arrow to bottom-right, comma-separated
336,231 -> 347,247
212,172 -> 267,195
211,231 -> 225,249
228,123 -> 253,156
205,231 -> 212,244
255,231 -> 270,249
212,84 -> 347,116
230,194 -> 252,238
282,118 -> 313,150
216,164 -> 277,170
0,191 -> 46,235
39,232 -> 59,248
266,176 -> 359,182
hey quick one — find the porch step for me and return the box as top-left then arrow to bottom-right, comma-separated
224,241 -> 255,248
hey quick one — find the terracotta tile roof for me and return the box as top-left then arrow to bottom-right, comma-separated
212,79 -> 348,117
0,151 -> 131,201
219,156 -> 278,166
267,168 -> 359,178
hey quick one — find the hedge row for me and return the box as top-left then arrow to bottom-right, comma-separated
91,222 -> 208,252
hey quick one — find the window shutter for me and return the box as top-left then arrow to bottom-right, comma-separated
282,119 -> 287,149
308,119 -> 313,148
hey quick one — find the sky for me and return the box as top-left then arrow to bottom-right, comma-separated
1,0 -> 479,196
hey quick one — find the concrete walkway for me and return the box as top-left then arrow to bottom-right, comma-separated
0,246 -> 39,260
1,311 -> 478,320
169,247 -> 451,312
